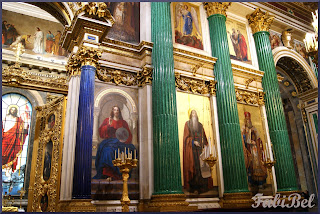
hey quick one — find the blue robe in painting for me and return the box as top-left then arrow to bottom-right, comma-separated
183,11 -> 193,35
93,138 -> 136,179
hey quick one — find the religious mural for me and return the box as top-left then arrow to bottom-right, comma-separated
43,141 -> 53,181
269,30 -> 283,50
176,92 -> 218,197
2,93 -> 32,195
226,18 -> 252,64
92,87 -> 139,200
105,2 -> 140,44
172,2 -> 203,50
2,10 -> 67,59
237,103 -> 272,194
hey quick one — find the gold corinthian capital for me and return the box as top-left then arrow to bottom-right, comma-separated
66,46 -> 102,76
203,2 -> 232,17
246,8 -> 274,34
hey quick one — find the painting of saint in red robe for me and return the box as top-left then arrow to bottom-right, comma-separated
183,110 -> 213,194
93,106 -> 136,180
2,106 -> 29,171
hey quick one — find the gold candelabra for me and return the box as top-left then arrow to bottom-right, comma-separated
112,148 -> 138,212
263,144 -> 276,181
203,154 -> 218,179
17,188 -> 26,209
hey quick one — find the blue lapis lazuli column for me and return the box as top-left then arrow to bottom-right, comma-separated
72,65 -> 96,199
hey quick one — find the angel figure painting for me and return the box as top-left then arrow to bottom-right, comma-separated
173,2 -> 203,50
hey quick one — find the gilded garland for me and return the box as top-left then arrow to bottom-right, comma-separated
235,89 -> 265,106
175,72 -> 216,96
75,2 -> 115,24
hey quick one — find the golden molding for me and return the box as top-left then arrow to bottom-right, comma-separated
246,8 -> 275,34
203,2 -> 232,17
245,77 -> 256,89
173,47 -> 217,63
175,72 -> 216,96
231,64 -> 264,78
2,65 -> 68,94
28,97 -> 66,212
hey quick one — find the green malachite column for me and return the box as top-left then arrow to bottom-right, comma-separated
247,9 -> 297,192
151,2 -> 183,195
204,2 -> 249,193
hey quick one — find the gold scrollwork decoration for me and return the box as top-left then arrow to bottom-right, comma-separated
96,67 -> 137,86
28,96 -> 66,212
191,63 -> 204,76
208,80 -> 217,96
76,2 -> 115,23
246,8 -> 275,34
203,2 -> 232,17
235,89 -> 259,105
2,65 -> 68,94
137,66 -> 153,87
175,72 -> 213,95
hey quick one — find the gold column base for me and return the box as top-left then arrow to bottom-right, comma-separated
222,192 -> 253,209
58,199 -> 96,212
2,207 -> 19,212
141,194 -> 198,212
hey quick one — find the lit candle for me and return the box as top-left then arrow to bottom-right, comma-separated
118,148 -> 120,159
134,149 -> 136,159
130,151 -> 132,159
115,150 -> 116,159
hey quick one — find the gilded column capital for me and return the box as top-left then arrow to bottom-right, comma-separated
203,2 -> 231,17
246,8 -> 274,34
66,46 -> 102,76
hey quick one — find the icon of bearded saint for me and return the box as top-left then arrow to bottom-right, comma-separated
183,109 -> 213,194
2,105 -> 30,172
241,112 -> 267,190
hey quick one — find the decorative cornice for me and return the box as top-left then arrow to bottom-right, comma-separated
175,72 -> 215,96
203,2 -> 231,17
2,65 -> 68,94
66,46 -> 102,76
96,67 -> 137,86
246,8 -> 275,34
137,66 -> 153,87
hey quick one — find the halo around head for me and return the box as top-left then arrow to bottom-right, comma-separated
7,104 -> 19,115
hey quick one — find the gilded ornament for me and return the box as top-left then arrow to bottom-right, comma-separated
258,92 -> 265,106
281,29 -> 294,49
245,78 -> 256,89
66,45 -> 102,77
203,2 -> 232,17
291,91 -> 297,97
96,67 -> 137,86
137,66 -> 153,87
284,81 -> 290,86
235,89 -> 259,105
191,63 -> 204,76
28,97 -> 66,212
246,8 -> 274,34
175,72 -> 212,95
208,80 -> 217,96
76,2 -> 115,24
2,65 -> 68,94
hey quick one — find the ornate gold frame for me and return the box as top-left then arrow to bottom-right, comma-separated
27,96 -> 66,212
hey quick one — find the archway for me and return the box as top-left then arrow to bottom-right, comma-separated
274,49 -> 317,198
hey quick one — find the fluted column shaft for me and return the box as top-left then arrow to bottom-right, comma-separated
207,13 -> 249,193
72,65 -> 96,199
253,31 -> 297,191
151,2 -> 183,195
